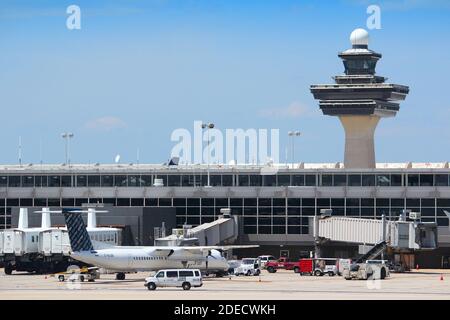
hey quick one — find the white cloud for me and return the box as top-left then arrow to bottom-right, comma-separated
259,101 -> 316,119
84,116 -> 127,131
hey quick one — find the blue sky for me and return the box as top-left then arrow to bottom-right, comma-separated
0,0 -> 450,164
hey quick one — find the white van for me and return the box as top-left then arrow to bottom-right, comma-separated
144,269 -> 202,291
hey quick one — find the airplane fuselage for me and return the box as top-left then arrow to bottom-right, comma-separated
71,247 -> 229,273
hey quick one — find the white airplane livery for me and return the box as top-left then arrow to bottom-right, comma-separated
62,209 -> 256,280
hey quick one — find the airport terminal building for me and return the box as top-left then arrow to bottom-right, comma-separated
1,162 -> 450,267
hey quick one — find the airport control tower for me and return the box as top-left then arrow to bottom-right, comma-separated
310,29 -> 409,168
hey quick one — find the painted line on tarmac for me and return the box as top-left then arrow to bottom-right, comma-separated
1,287 -> 450,296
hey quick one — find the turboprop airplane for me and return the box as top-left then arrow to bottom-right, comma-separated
62,208 -> 257,280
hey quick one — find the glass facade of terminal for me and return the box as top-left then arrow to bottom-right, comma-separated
1,172 -> 450,232
0,172 -> 450,188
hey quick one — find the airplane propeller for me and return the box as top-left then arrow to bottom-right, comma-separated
205,250 -> 218,273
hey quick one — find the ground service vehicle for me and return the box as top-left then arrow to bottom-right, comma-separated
144,269 -> 202,290
234,258 -> 261,276
342,241 -> 390,280
265,257 -> 302,273
55,266 -> 100,282
258,255 -> 276,268
298,258 -> 339,276
343,260 -> 390,280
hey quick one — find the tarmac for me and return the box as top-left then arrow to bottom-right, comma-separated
1,268 -> 450,300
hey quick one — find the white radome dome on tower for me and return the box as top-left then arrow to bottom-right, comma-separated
350,28 -> 369,46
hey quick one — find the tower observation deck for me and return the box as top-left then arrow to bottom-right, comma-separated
310,28 -> 409,168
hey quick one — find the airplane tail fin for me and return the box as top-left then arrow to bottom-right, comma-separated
62,208 -> 93,252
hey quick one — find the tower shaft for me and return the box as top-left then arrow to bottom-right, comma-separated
339,115 -> 379,168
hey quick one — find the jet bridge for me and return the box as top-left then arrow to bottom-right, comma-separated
313,210 -> 438,251
155,209 -> 239,246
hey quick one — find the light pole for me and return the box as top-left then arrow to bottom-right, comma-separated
61,132 -> 74,165
288,131 -> 301,165
201,122 -> 215,187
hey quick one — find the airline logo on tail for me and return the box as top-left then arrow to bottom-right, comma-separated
63,208 -> 94,252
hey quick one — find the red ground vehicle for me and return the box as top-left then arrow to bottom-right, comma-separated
265,257 -> 302,273
298,258 -> 339,276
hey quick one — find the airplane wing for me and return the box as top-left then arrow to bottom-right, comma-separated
177,245 -> 259,255
191,245 -> 259,251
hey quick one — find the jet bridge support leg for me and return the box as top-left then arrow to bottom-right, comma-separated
314,238 -> 327,258
313,216 -> 322,258
314,243 -> 322,259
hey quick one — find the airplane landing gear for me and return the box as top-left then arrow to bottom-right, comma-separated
116,272 -> 126,280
